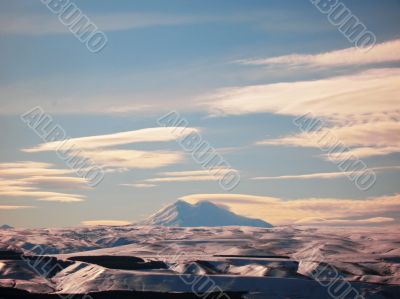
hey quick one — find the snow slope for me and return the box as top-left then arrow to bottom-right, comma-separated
139,200 -> 273,228
0,225 -> 399,298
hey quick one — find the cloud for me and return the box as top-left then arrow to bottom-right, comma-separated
0,162 -> 53,169
204,68 -> 399,159
77,149 -> 184,170
204,68 -> 400,119
252,171 -> 354,180
252,166 -> 400,181
0,189 -> 85,202
160,169 -> 225,177
181,193 -> 400,226
22,176 -> 90,189
0,11 -> 323,36
0,168 -> 74,177
145,175 -> 219,183
82,220 -> 132,226
0,13 -> 203,36
140,168 -> 238,184
259,121 -> 400,159
23,127 -> 198,171
295,217 -> 395,226
326,147 -> 400,160
120,183 -> 157,188
238,39 -> 400,68
23,127 -> 198,152
0,161 -> 86,202
0,81 -> 191,115
0,205 -> 34,210
260,122 -> 400,148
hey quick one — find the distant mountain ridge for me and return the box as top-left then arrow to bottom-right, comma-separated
139,200 -> 272,228
0,224 -> 13,229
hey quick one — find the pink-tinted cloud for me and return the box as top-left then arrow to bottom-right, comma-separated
181,193 -> 400,226
82,220 -> 132,226
0,161 -> 86,202
0,205 -> 34,210
238,39 -> 400,68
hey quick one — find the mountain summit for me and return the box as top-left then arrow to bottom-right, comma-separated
0,224 -> 13,229
139,200 -> 272,228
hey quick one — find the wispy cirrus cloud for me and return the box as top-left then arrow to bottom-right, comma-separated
76,149 -> 184,170
145,175 -> 219,183
204,68 -> 400,119
23,127 -> 198,170
121,183 -> 157,188
0,161 -> 89,189
23,127 -> 198,152
252,171 -> 355,181
295,217 -> 395,226
0,205 -> 34,210
238,39 -> 400,68
0,162 -> 52,169
203,68 -> 400,159
138,168 -> 238,185
0,10 -> 325,36
0,189 -> 85,202
22,176 -> 90,190
252,166 -> 400,181
181,193 -> 400,226
0,13 -> 203,36
0,161 -> 87,202
259,121 -> 400,159
0,162 -> 74,177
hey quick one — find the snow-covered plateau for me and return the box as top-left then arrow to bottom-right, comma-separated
0,224 -> 399,298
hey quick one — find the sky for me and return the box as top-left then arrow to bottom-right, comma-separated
0,0 -> 399,228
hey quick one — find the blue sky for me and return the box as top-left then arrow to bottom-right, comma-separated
0,0 -> 399,227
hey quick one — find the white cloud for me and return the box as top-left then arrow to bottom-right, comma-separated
120,183 -> 157,188
0,13 -> 202,36
23,127 -> 198,171
259,121 -> 400,159
0,162 -> 53,169
0,161 -> 86,202
295,217 -> 395,226
145,175 -> 219,183
23,127 -> 198,152
0,165 -> 74,177
140,168 -> 238,184
252,166 -> 400,181
23,176 -> 90,189
326,146 -> 400,160
204,68 -> 400,119
252,171 -> 353,180
0,189 -> 85,202
238,39 -> 400,68
77,149 -> 184,170
160,169 -> 224,177
181,193 -> 400,226
204,68 -> 400,159
82,220 -> 132,226
0,205 -> 34,210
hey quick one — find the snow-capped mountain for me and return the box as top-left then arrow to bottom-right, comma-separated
139,200 -> 272,228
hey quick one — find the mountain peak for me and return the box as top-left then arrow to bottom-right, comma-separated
173,200 -> 192,207
193,200 -> 215,207
0,224 -> 13,229
139,200 -> 272,228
